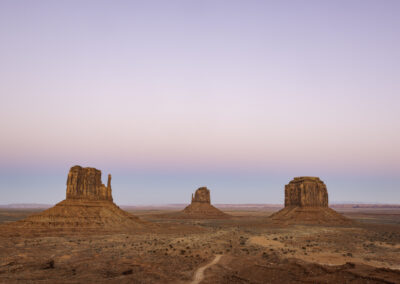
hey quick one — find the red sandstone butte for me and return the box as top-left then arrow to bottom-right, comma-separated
181,187 -> 229,219
12,166 -> 144,230
271,177 -> 351,225
66,166 -> 113,201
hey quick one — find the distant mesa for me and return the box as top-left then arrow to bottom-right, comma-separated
270,177 -> 351,225
181,187 -> 230,219
11,165 -> 144,230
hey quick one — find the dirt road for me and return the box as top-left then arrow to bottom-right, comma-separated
190,254 -> 222,284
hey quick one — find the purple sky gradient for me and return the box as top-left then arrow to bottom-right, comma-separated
0,1 -> 399,204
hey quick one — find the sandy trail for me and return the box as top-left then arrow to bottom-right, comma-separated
190,254 -> 222,284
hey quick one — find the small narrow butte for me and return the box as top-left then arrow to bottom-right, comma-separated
181,187 -> 230,219
191,186 -> 211,204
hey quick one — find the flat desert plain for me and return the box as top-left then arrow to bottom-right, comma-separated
0,205 -> 399,283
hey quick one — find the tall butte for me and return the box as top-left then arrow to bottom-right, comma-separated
270,177 -> 351,224
66,166 -> 113,201
181,187 -> 229,219
14,166 -> 144,230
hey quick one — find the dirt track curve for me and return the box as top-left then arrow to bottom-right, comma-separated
190,254 -> 222,284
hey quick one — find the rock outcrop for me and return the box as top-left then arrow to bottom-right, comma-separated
66,166 -> 113,201
284,177 -> 328,207
181,187 -> 229,219
271,177 -> 351,225
12,166 -> 144,230
191,186 -> 211,203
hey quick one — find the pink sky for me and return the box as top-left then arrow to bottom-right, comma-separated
0,0 -> 399,204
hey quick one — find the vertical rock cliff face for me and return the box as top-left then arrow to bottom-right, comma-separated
66,166 -> 112,201
191,187 -> 211,204
284,177 -> 328,207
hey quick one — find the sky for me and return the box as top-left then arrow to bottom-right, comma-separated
0,0 -> 399,205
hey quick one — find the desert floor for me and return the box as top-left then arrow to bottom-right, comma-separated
0,207 -> 399,283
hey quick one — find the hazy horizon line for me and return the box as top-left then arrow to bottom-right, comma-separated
1,201 -> 399,207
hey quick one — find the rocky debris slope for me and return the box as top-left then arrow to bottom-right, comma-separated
181,187 -> 230,219
10,166 -> 144,230
271,177 -> 351,225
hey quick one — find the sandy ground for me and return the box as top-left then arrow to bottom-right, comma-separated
0,207 -> 399,283
191,254 -> 222,284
